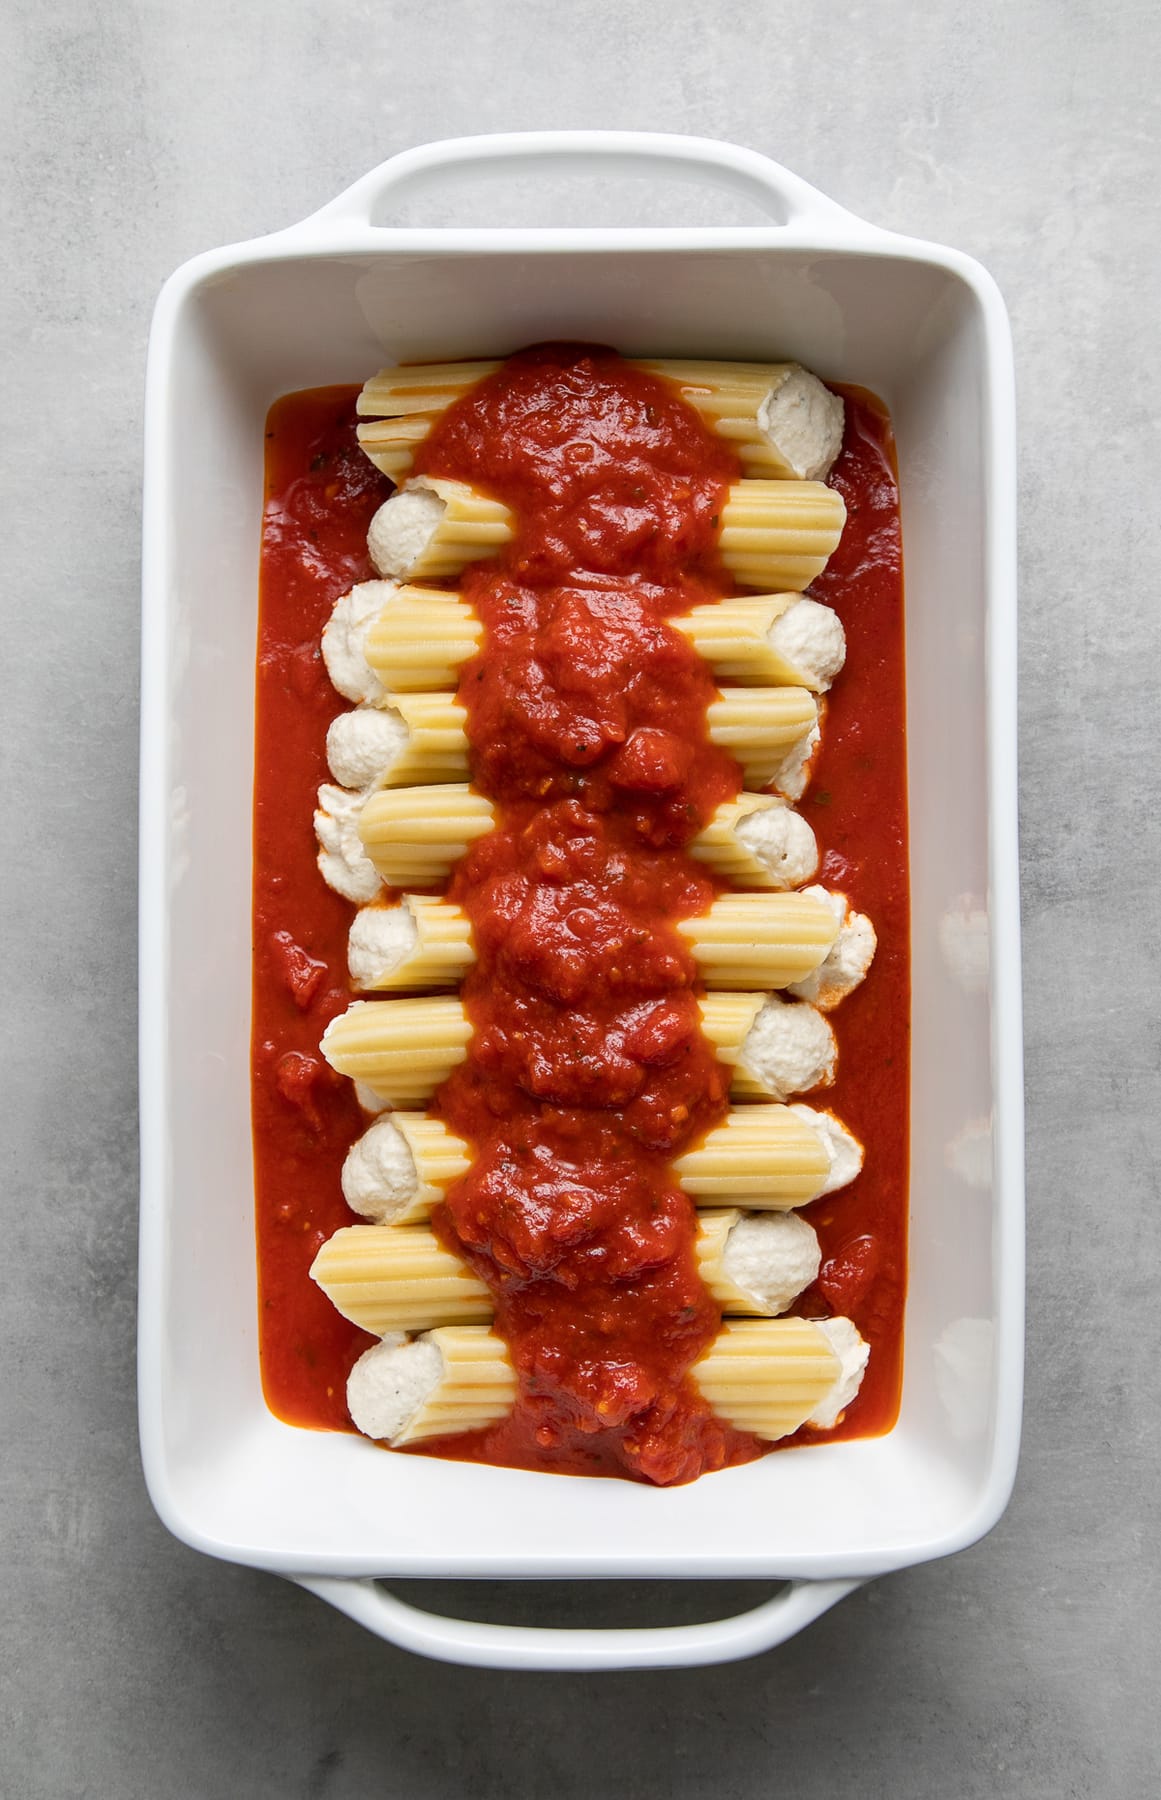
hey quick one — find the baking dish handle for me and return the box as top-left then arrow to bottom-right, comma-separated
304,131 -> 872,235
293,1575 -> 864,1671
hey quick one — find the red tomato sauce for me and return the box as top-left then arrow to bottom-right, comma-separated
251,347 -> 909,1482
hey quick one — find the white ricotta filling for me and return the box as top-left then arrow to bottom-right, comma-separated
326,703 -> 408,791
807,1317 -> 870,1429
721,1211 -> 821,1315
348,901 -> 419,989
367,479 -> 447,579
768,597 -> 846,691
322,580 -> 396,703
771,719 -> 820,802
342,1116 -> 422,1223
314,783 -> 382,904
756,366 -> 845,482
734,798 -> 818,888
788,886 -> 876,1009
740,994 -> 836,1099
788,1103 -> 864,1195
346,1334 -> 444,1443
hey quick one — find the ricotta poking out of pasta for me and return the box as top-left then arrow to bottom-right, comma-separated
722,1212 -> 821,1315
342,1116 -> 421,1223
348,902 -> 419,989
346,1334 -> 442,1442
734,799 -> 819,888
807,1318 -> 870,1428
772,719 -> 820,802
322,580 -> 396,703
788,886 -> 877,1008
367,479 -> 448,579
788,1104 -> 864,1194
325,703 -> 408,791
757,366 -> 845,482
314,783 -> 382,904
741,994 -> 837,1099
768,597 -> 846,692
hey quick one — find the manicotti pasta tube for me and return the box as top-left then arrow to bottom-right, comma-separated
674,1104 -> 863,1205
348,895 -> 476,991
717,480 -> 846,592
698,992 -> 838,1100
358,361 -> 503,419
694,1208 -> 821,1315
672,594 -> 846,692
342,1113 -> 472,1225
367,477 -> 514,583
346,1325 -> 517,1446
633,361 -> 845,482
326,695 -> 470,792
691,1319 -> 852,1441
310,1224 -> 491,1333
330,688 -> 816,801
363,588 -> 483,691
687,795 -> 818,889
357,784 -> 496,888
321,998 -> 473,1105
678,890 -> 841,989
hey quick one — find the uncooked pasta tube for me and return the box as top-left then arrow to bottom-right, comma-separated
346,1325 -> 517,1445
674,1104 -> 862,1204
367,477 -> 514,583
687,795 -> 818,889
358,784 -> 496,888
717,480 -> 846,592
698,992 -> 837,1100
356,416 -> 436,483
358,361 -> 503,419
325,696 -> 470,792
309,1224 -> 490,1333
673,593 -> 846,692
678,890 -> 840,989
704,688 -> 819,793
321,998 -> 473,1105
348,895 -> 475,991
363,588 -> 484,691
694,1208 -> 821,1315
341,1113 -> 472,1225
690,1319 -> 849,1440
634,360 -> 845,482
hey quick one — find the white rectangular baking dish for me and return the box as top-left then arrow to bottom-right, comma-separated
139,132 -> 1023,1672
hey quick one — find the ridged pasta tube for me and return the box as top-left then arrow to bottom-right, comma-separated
695,1208 -> 821,1315
673,594 -> 846,692
358,784 -> 496,887
678,890 -> 840,989
705,687 -> 819,793
367,478 -> 515,583
348,895 -> 476,991
321,998 -> 473,1105
346,1325 -> 517,1445
717,480 -> 846,591
358,361 -> 503,419
326,696 -> 470,792
698,993 -> 837,1100
356,416 -> 435,483
688,795 -> 818,889
674,1104 -> 862,1204
363,588 -> 483,691
342,1113 -> 472,1225
691,1319 -> 845,1440
310,1224 -> 490,1333
634,361 -> 845,481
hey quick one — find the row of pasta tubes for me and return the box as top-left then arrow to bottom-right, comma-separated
312,355 -> 871,1452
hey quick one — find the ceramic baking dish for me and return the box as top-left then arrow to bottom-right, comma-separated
138,131 -> 1023,1672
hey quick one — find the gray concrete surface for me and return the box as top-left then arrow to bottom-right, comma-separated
1,1 -> 1159,1794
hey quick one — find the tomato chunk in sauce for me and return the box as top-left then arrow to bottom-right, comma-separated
252,345 -> 909,1484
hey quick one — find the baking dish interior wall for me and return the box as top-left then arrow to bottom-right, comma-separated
157,244 -> 997,1567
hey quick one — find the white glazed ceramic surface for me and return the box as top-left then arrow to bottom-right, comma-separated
139,133 -> 1023,1671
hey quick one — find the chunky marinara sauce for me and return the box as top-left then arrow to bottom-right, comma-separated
252,346 -> 909,1485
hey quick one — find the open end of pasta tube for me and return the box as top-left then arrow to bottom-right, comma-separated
315,782 -> 383,904
697,1208 -> 822,1315
786,887 -> 878,1010
346,1327 -> 518,1447
739,994 -> 837,1099
367,477 -> 515,583
321,579 -> 397,703
347,895 -> 476,992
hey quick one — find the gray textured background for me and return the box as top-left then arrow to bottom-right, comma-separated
2,1 -> 1159,1795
